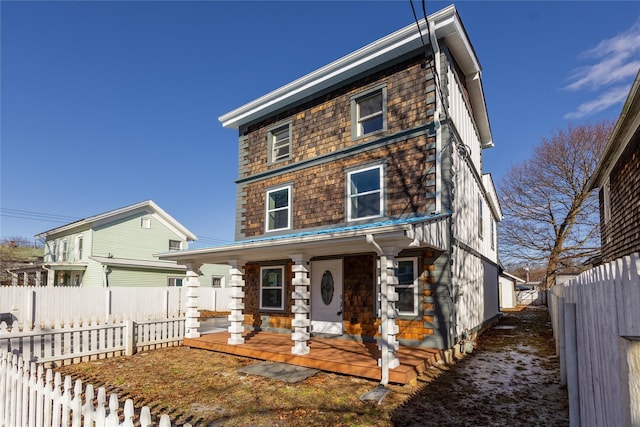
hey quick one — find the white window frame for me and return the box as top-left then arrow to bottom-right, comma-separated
490,219 -> 495,250
211,275 -> 225,288
478,195 -> 484,239
260,266 -> 285,310
396,257 -> 419,316
351,85 -> 387,139
74,235 -> 83,261
265,184 -> 292,232
60,239 -> 68,262
167,277 -> 184,287
141,217 -> 151,229
347,164 -> 384,221
268,123 -> 291,163
50,241 -> 57,262
169,240 -> 182,251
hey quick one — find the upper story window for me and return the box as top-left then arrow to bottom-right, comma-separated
169,240 -> 182,251
347,164 -> 384,221
490,219 -> 495,250
260,266 -> 285,310
268,123 -> 291,163
396,258 -> 419,316
266,184 -> 292,232
478,195 -> 484,239
141,217 -> 151,229
50,241 -> 57,262
351,86 -> 387,138
75,236 -> 83,261
60,239 -> 68,262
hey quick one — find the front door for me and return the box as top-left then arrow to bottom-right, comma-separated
311,259 -> 343,335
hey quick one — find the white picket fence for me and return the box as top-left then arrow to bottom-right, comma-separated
0,350 -> 191,427
548,252 -> 640,427
0,318 -> 185,365
0,287 -> 231,329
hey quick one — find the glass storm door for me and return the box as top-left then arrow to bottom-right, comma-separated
311,259 -> 343,335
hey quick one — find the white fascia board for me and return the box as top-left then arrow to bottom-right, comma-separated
482,173 -> 503,220
219,5 -> 466,130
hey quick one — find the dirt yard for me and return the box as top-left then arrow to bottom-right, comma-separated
56,307 -> 569,426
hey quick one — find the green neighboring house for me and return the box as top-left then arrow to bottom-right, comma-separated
10,200 -> 229,288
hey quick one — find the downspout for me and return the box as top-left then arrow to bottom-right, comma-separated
41,264 -> 55,287
428,19 -> 442,215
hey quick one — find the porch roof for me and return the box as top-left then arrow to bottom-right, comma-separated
90,256 -> 187,271
158,214 -> 450,265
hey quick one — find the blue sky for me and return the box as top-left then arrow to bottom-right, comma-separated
2,1 -> 639,247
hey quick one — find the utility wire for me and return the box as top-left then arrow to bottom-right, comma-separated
0,208 -> 81,223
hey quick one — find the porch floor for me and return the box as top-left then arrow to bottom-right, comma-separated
184,331 -> 443,385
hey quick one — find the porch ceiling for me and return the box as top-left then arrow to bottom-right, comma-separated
158,215 -> 450,266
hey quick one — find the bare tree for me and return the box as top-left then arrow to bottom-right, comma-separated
499,121 -> 613,289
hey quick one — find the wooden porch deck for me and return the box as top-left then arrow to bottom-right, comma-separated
184,331 -> 443,384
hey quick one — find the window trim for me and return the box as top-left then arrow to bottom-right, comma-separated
268,122 -> 292,164
351,85 -> 387,139
141,217 -> 151,229
211,275 -> 225,288
169,239 -> 182,251
265,184 -> 292,232
75,235 -> 84,261
346,163 -> 385,222
478,195 -> 484,239
396,257 -> 419,316
259,265 -> 285,311
167,277 -> 184,287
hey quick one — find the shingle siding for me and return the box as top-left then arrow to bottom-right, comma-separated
600,128 -> 640,262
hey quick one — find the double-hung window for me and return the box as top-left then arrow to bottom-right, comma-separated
260,266 -> 284,310
396,258 -> 419,316
352,86 -> 387,138
266,185 -> 291,232
269,123 -> 291,163
169,240 -> 182,251
347,164 -> 384,221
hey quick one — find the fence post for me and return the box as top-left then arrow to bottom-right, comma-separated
105,289 -> 112,322
125,320 -> 135,356
27,290 -> 36,331
163,290 -> 169,319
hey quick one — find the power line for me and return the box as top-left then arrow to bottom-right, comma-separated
1,208 -> 81,222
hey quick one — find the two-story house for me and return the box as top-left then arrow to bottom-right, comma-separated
10,200 -> 230,289
161,5 -> 501,384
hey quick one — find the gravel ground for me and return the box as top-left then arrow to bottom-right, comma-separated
56,307 -> 569,426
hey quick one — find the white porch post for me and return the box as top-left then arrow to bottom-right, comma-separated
291,254 -> 310,355
35,270 -> 42,287
378,252 -> 400,385
184,263 -> 202,339
228,259 -> 246,345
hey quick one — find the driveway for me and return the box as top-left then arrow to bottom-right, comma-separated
392,306 -> 570,426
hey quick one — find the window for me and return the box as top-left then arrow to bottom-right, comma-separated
167,277 -> 183,287
60,240 -> 68,262
141,217 -> 151,229
169,240 -> 182,251
478,195 -> 484,238
50,241 -> 57,262
212,276 -> 225,288
490,219 -> 495,250
269,123 -> 291,163
351,86 -> 386,138
347,164 -> 384,221
75,236 -> 83,261
266,185 -> 291,232
396,258 -> 419,316
260,266 -> 284,310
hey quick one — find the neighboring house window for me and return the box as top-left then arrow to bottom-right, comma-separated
603,177 -> 611,225
141,217 -> 151,229
396,258 -> 419,316
50,241 -> 57,262
260,266 -> 284,310
60,240 -> 68,262
75,236 -> 83,261
347,164 -> 384,221
167,277 -> 183,287
269,123 -> 291,163
169,240 -> 182,251
351,86 -> 387,138
212,276 -> 225,288
266,185 -> 292,232
72,273 -> 81,287
478,195 -> 484,239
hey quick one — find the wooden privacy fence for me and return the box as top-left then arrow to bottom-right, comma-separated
548,252 -> 640,427
0,318 -> 185,365
0,287 -> 231,329
0,350 -> 192,427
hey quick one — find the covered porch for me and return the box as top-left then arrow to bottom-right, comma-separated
184,329 -> 443,385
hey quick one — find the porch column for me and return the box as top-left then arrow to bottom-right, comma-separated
184,263 -> 202,339
290,254 -> 310,355
378,252 -> 400,385
228,259 -> 246,345
35,270 -> 42,287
